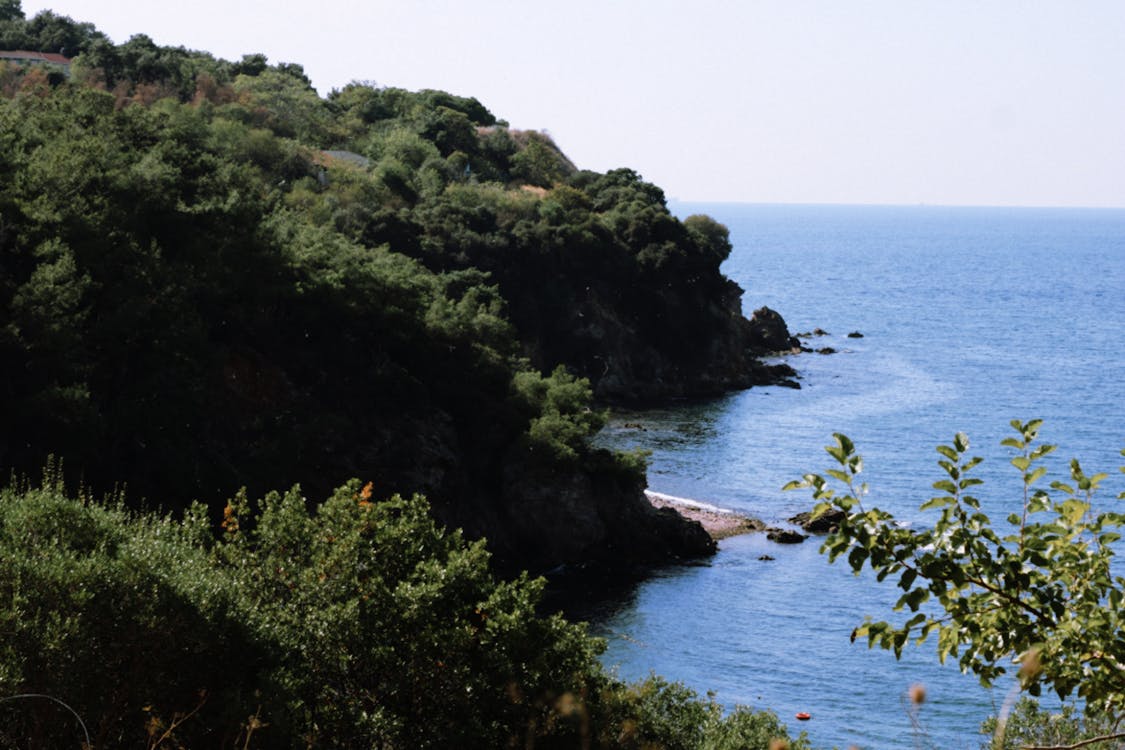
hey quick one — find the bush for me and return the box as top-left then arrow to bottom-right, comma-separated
0,474 -> 602,748
981,697 -> 1122,750
0,471 -> 810,749
0,470 -> 260,748
593,676 -> 811,750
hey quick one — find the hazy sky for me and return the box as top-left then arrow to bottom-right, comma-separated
20,1 -> 1125,207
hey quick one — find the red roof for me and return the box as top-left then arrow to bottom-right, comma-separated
0,50 -> 72,65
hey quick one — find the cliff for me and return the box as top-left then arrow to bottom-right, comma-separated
0,26 -> 794,574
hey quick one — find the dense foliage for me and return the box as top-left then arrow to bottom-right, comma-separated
0,6 -> 811,746
980,698 -> 1122,750
0,3 -> 782,572
787,421 -> 1125,747
0,474 -> 807,749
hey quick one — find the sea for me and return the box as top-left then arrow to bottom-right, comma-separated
575,203 -> 1125,750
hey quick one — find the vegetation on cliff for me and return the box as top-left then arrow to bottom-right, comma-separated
0,5 -> 813,745
0,4 -> 796,570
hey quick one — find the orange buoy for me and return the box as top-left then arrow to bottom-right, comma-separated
795,712 -> 811,721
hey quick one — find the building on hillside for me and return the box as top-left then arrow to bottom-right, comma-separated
0,50 -> 72,77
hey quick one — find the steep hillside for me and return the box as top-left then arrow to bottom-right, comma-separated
0,5 -> 796,571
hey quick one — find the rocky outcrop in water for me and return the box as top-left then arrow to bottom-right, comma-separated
747,306 -> 801,353
766,528 -> 807,544
789,507 -> 847,534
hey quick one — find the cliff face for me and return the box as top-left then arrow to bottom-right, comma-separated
570,288 -> 801,403
428,450 -> 716,574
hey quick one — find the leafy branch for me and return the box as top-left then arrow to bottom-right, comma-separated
785,421 -> 1125,721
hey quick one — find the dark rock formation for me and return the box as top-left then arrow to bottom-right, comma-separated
766,527 -> 807,544
747,306 -> 801,353
816,347 -> 837,355
789,507 -> 847,534
448,453 -> 716,575
847,331 -> 865,338
573,297 -> 801,403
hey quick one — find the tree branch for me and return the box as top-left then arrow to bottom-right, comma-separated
1022,730 -> 1125,750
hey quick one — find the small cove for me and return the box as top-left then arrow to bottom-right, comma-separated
575,203 -> 1125,749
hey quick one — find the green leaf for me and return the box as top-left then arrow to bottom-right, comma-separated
899,568 -> 917,591
1058,499 -> 1088,525
847,546 -> 869,572
922,495 -> 954,510
902,587 -> 929,612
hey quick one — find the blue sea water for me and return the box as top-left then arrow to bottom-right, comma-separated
582,204 -> 1125,749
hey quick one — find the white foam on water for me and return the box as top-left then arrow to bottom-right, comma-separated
643,490 -> 736,514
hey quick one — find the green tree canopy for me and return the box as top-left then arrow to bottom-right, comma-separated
0,0 -> 23,22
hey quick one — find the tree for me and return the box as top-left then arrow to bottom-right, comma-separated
232,68 -> 330,142
785,420 -> 1125,744
0,0 -> 24,22
22,10 -> 105,57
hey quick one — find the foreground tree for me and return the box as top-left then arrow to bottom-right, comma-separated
786,420 -> 1125,747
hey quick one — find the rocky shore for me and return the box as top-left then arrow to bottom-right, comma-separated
645,491 -> 844,545
644,491 -> 765,540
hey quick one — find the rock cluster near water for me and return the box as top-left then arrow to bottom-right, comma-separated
765,528 -> 807,544
792,327 -> 864,356
644,494 -> 853,547
789,507 -> 847,534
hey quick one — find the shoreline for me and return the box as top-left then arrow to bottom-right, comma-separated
645,490 -> 764,540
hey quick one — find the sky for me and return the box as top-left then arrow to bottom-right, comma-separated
20,0 -> 1125,208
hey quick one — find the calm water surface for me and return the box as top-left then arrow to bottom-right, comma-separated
579,204 -> 1125,749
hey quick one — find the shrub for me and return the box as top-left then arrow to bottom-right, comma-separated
981,697 -> 1122,750
1,471 -> 811,748
0,471 -> 260,748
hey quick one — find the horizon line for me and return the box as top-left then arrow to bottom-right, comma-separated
667,199 -> 1125,211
